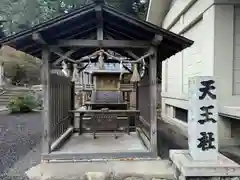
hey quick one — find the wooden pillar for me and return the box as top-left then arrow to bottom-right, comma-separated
41,47 -> 51,154
69,64 -> 75,126
149,46 -> 158,156
70,81 -> 75,125
136,63 -> 140,110
136,83 -> 139,109
0,62 -> 4,88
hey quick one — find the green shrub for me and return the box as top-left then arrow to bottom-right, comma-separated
7,93 -> 38,113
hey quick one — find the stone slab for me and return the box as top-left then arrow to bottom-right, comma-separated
170,150 -> 240,177
25,160 -> 174,180
54,132 -> 146,154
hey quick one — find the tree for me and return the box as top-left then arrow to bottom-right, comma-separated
0,46 -> 41,85
0,0 -> 149,36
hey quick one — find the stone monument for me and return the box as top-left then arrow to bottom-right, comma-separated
170,76 -> 240,180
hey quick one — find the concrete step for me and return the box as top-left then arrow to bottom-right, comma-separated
26,160 -> 174,180
0,90 -> 32,106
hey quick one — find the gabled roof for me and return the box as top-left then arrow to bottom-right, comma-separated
0,2 -> 193,62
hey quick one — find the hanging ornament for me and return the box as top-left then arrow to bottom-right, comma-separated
119,61 -> 123,81
71,64 -> 80,82
130,63 -> 140,82
61,61 -> 70,77
140,59 -> 146,78
98,50 -> 105,69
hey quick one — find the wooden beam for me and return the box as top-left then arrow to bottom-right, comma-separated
53,49 -> 77,66
53,39 -> 151,48
105,35 -> 140,60
149,46 -> 158,156
41,46 -> 51,154
95,5 -> 103,40
125,50 -> 140,60
152,34 -> 163,46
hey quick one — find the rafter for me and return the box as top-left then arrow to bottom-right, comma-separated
105,34 -> 140,60
53,20 -> 97,39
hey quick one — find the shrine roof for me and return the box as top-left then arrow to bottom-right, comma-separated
0,2 -> 193,62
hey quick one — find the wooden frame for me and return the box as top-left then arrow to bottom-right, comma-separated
0,0 -> 195,162
13,0 -> 190,161
41,47 -> 51,154
149,46 -> 158,156
40,46 -> 159,160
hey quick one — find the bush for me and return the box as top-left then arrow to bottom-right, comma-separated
7,93 -> 38,113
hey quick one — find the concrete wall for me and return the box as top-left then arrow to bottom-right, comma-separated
147,0 -> 240,147
233,6 -> 240,95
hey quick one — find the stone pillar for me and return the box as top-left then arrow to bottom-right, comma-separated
188,76 -> 218,161
170,76 -> 240,180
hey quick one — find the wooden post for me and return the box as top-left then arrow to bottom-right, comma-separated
0,62 -> 4,88
149,46 -> 158,156
69,64 -> 75,126
41,47 -> 51,154
70,81 -> 75,126
136,64 -> 140,110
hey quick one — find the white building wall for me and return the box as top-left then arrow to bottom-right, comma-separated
162,0 -> 215,111
233,6 -> 240,95
156,0 -> 240,147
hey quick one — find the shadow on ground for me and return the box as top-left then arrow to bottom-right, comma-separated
157,118 -> 240,165
0,111 -> 42,178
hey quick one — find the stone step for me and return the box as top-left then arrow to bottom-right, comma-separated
26,160 -> 174,180
0,90 -> 32,106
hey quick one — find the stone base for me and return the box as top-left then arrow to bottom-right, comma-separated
170,150 -> 240,180
25,160 -> 174,180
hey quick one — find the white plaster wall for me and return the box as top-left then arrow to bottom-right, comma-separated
147,0 -> 240,146
233,6 -> 240,95
146,0 -> 172,26
213,5 -> 235,107
161,0 -> 215,112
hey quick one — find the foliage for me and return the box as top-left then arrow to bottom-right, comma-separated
7,93 -> 38,113
0,0 -> 149,36
0,46 -> 41,85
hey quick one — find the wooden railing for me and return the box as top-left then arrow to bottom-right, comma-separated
70,109 -> 139,136
49,74 -> 72,142
137,116 -> 150,140
75,84 -> 94,91
31,83 -> 135,92
120,83 -> 135,91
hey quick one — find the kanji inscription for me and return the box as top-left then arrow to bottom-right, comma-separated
198,105 -> 217,125
188,76 -> 218,161
199,80 -> 216,100
197,132 -> 216,151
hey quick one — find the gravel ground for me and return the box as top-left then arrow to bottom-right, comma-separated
0,111 -> 42,179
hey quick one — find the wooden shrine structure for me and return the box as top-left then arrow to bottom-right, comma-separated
0,0 -> 193,161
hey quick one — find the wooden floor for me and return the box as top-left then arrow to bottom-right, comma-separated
52,132 -> 148,154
